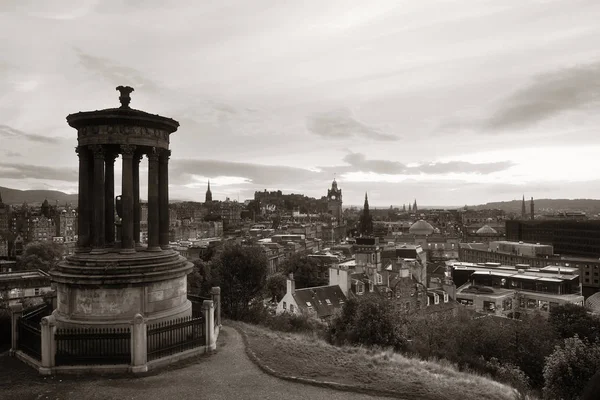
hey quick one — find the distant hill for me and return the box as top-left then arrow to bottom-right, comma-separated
0,186 -> 191,206
0,186 -> 78,206
471,199 -> 600,215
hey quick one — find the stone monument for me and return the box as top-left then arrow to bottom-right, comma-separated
50,86 -> 193,328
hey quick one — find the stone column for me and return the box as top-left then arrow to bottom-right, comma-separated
9,303 -> 23,356
211,287 -> 221,328
159,149 -> 171,249
90,145 -> 107,254
203,300 -> 216,350
121,145 -> 136,253
75,146 -> 91,251
133,153 -> 142,247
105,151 -> 117,246
131,314 -> 148,373
147,148 -> 161,251
39,314 -> 56,375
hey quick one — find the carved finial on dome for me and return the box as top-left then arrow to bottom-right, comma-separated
116,86 -> 134,108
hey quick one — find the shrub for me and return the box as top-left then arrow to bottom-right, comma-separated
543,336 -> 600,400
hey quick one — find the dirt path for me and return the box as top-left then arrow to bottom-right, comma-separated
0,326 -> 391,400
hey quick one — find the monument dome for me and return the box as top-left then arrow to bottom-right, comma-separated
409,219 -> 434,236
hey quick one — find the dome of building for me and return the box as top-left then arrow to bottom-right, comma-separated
409,219 -> 434,236
476,225 -> 498,235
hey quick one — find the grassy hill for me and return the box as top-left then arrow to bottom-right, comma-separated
234,322 -> 522,400
0,186 -> 78,206
471,199 -> 600,215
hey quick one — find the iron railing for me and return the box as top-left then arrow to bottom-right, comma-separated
22,302 -> 52,324
55,327 -> 131,366
17,317 -> 41,360
147,316 -> 204,362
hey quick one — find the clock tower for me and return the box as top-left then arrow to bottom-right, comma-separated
327,179 -> 343,224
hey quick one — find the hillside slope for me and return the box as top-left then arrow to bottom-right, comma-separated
0,186 -> 78,206
234,322 -> 519,400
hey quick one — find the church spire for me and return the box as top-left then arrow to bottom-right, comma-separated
521,195 -> 526,219
530,197 -> 535,220
413,199 -> 417,212
205,180 -> 213,203
364,192 -> 369,211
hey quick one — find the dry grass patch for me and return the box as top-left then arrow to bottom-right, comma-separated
235,322 -> 519,400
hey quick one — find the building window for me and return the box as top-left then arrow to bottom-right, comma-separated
290,304 -> 294,313
325,299 -> 331,305
306,301 -> 312,308
443,293 -> 448,303
357,284 -> 364,294
283,301 -> 286,310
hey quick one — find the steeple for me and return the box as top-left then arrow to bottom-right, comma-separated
402,204 -> 406,212
205,180 -> 213,203
408,203 -> 412,212
521,195 -> 526,219
0,191 -> 3,204
413,199 -> 418,212
359,192 -> 373,236
530,197 -> 534,220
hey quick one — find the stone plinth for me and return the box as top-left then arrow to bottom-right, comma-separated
50,249 -> 193,328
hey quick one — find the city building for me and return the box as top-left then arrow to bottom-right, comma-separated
0,192 -> 10,234
0,269 -> 52,307
29,216 -> 56,242
506,219 -> 600,258
459,240 -> 600,298
450,262 -> 583,317
277,273 -> 346,322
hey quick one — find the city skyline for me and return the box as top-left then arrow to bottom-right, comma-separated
2,1 -> 600,206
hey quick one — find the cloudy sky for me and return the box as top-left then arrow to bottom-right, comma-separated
1,0 -> 600,207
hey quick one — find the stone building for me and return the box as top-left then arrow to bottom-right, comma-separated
30,216 -> 56,242
0,192 -> 10,234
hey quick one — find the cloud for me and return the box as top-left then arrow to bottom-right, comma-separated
306,108 -> 397,141
169,159 -> 321,187
0,163 -> 78,182
74,49 -> 158,91
0,124 -> 62,144
485,61 -> 600,130
3,150 -> 21,157
341,152 -> 515,175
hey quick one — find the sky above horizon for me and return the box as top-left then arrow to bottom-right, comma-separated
1,0 -> 600,207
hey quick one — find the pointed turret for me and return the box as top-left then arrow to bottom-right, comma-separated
413,199 -> 417,212
521,195 -> 526,219
530,197 -> 535,220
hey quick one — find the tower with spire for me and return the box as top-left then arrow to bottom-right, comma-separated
521,195 -> 526,219
205,180 -> 212,203
326,178 -> 343,224
530,197 -> 535,220
358,192 -> 373,236
413,199 -> 418,212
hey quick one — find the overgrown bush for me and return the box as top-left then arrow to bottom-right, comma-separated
328,295 -> 406,350
485,357 -> 530,393
543,336 -> 600,400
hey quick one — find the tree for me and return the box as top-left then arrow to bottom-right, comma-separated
329,295 -> 405,350
549,303 -> 600,342
543,336 -> 600,400
282,254 -> 327,289
212,244 -> 268,320
17,241 -> 63,271
265,273 -> 287,302
187,259 -> 213,296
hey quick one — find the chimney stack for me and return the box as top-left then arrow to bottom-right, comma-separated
287,272 -> 295,294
